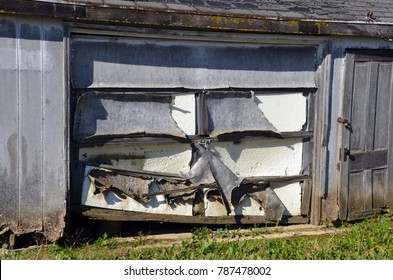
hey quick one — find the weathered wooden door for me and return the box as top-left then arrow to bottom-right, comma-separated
340,51 -> 393,220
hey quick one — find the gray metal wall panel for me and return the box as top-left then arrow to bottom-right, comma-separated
0,18 -> 18,231
0,16 -> 66,240
42,22 -> 67,240
18,21 -> 43,231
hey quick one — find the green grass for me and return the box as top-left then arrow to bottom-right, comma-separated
1,215 -> 392,260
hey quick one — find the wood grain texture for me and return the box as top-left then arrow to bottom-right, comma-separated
76,205 -> 308,224
341,53 -> 393,220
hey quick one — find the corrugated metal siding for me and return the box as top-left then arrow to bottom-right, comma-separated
0,16 -> 66,241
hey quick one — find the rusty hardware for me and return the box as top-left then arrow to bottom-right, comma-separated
337,117 -> 350,127
343,148 -> 351,162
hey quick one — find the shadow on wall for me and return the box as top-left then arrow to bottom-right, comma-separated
0,19 -> 63,41
70,38 -> 318,88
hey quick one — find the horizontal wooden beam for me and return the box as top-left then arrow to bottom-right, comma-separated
75,205 -> 308,224
73,131 -> 313,147
86,163 -> 310,184
347,208 -> 388,221
1,0 -> 393,38
83,163 -> 309,199
241,174 -> 310,184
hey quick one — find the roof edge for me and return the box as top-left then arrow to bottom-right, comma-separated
1,0 -> 393,38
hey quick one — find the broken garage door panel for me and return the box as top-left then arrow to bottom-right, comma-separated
231,184 -> 269,204
183,150 -> 215,186
73,92 -> 187,142
88,168 -> 152,203
231,184 -> 285,221
159,181 -> 197,202
87,167 -> 197,203
191,144 -> 285,219
249,187 -> 286,221
85,155 -> 286,220
194,143 -> 241,214
205,91 -> 279,138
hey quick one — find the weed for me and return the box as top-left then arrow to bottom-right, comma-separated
135,231 -> 149,246
213,227 -> 241,239
94,232 -> 109,247
31,232 -> 47,247
63,228 -> 87,249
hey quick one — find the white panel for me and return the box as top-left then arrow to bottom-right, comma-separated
271,182 -> 302,216
172,94 -> 196,135
256,93 -> 307,132
204,194 -> 265,217
211,139 -> 303,177
88,62 -> 316,89
79,143 -> 192,174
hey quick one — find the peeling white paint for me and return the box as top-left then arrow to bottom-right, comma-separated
79,143 -> 192,174
271,182 -> 302,216
211,139 -> 303,177
256,92 -> 307,132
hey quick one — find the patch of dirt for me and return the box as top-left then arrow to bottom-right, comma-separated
112,224 -> 342,249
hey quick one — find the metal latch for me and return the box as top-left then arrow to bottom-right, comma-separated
343,148 -> 351,162
339,147 -> 351,162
